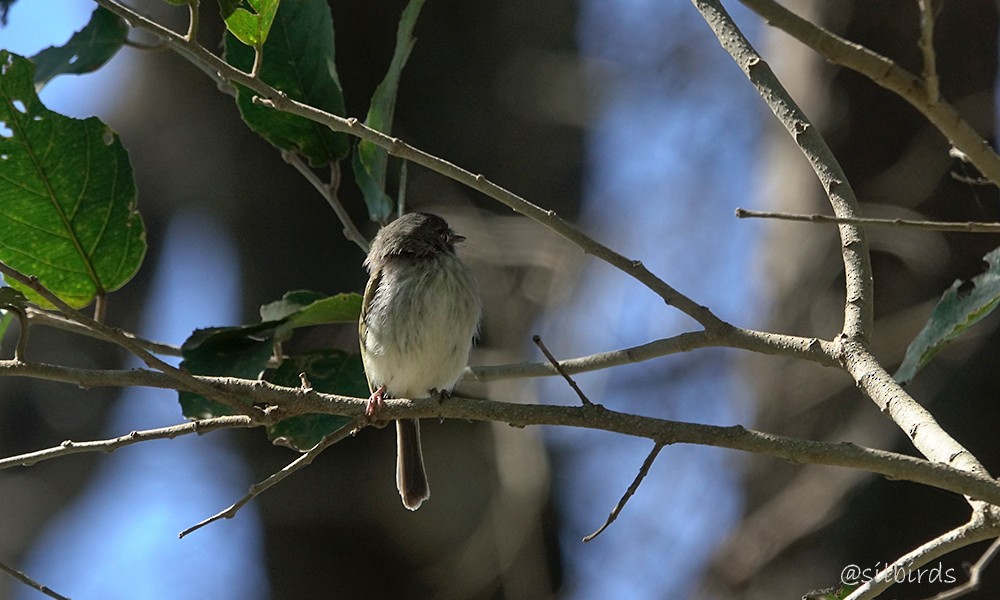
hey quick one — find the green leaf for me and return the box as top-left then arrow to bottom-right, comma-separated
219,0 -> 280,49
0,51 -> 146,309
266,350 -> 366,450
259,290 -> 361,345
29,7 -> 128,89
260,290 -> 361,328
258,289 -> 329,322
223,0 -> 348,165
353,0 -> 426,222
895,246 -> 1000,384
286,293 -> 362,328
178,322 -> 280,419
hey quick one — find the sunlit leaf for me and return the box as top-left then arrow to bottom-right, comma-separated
285,293 -> 362,328
219,0 -> 279,48
0,51 -> 145,309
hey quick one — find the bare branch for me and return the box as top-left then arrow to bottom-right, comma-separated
917,0 -> 940,103
844,515 -> 1000,600
26,308 -> 181,357
2,359 -> 998,506
92,0 -> 722,330
281,152 -> 369,252
837,339 -> 989,479
0,260 -> 252,417
735,208 -> 1000,233
0,416 -> 256,470
179,416 -> 365,538
922,537 -> 1000,600
0,560 -> 71,600
583,442 -> 664,542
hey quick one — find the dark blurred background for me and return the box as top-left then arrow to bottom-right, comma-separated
1,0 -> 999,599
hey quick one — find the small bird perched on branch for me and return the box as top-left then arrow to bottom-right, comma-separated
359,212 -> 482,510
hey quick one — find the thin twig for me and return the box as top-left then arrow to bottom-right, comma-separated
185,1 -> 199,43
279,152 -> 368,252
917,0 -> 940,103
735,207 -> 1000,233
93,293 -> 106,324
0,260 -> 252,417
25,307 -> 181,357
179,416 -> 365,538
3,307 -> 29,363
0,416 -> 255,470
0,559 -> 71,600
397,159 -> 408,218
532,334 -> 593,406
583,442 -> 664,542
921,537 -> 1000,600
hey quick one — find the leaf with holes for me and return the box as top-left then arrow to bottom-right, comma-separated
219,0 -> 280,49
30,6 -> 128,89
895,246 -> 1000,384
0,51 -> 145,309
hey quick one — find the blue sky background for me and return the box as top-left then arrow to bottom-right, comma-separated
2,1 -> 766,598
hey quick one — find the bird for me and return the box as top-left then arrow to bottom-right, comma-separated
359,212 -> 482,510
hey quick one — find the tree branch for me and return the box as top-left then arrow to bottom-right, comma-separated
739,0 -> 1000,187
916,0 -> 940,104
25,307 -> 181,357
837,338 -> 989,478
280,152 -> 369,253
91,0 -> 722,330
2,359 -> 999,506
735,208 -> 1000,233
178,415 -> 365,538
0,560 -> 70,600
0,416 -> 255,470
844,513 -> 1000,600
923,536 -> 1000,600
691,0 -> 873,342
0,260 -> 254,418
